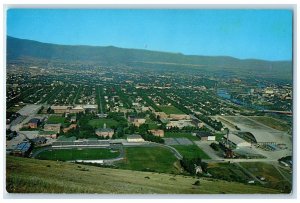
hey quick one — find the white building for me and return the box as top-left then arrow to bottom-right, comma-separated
127,134 -> 145,142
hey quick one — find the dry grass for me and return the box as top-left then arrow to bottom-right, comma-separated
6,156 -> 281,194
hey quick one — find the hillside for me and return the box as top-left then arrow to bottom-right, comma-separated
7,36 -> 292,81
6,156 -> 280,194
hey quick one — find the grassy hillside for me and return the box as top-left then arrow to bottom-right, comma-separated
6,156 -> 280,194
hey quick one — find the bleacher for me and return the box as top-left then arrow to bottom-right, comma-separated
52,140 -> 110,147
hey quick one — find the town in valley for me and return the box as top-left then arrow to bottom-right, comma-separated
5,9 -> 293,194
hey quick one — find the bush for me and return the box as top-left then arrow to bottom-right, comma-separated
193,180 -> 200,186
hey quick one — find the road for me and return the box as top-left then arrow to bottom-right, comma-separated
97,85 -> 104,114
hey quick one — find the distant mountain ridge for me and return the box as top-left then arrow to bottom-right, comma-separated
6,36 -> 292,81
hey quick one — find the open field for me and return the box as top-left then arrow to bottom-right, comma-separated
164,132 -> 199,141
173,145 -> 211,159
6,156 -> 281,194
159,105 -> 184,114
249,116 -> 290,132
117,147 -> 178,174
35,148 -> 120,161
88,118 -> 119,128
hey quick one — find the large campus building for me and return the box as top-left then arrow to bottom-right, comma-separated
95,127 -> 114,138
51,105 -> 98,114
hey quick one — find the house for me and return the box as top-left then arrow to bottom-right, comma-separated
149,129 -> 164,137
127,134 -> 145,142
196,131 -> 216,141
44,123 -> 61,133
95,124 -> 114,138
28,118 -> 40,129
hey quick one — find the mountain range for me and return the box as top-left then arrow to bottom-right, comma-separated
6,36 -> 292,81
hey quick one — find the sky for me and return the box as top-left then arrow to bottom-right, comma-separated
7,9 -> 293,61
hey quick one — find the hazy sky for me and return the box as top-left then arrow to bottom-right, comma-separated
7,9 -> 293,61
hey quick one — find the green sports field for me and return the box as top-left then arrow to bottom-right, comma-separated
164,132 -> 200,141
117,146 -> 179,174
173,145 -> 211,159
35,148 -> 120,161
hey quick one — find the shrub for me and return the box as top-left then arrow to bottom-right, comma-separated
193,180 -> 200,186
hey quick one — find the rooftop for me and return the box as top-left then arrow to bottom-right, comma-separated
29,118 -> 40,124
196,131 -> 213,137
224,134 -> 249,145
95,128 -> 114,132
15,142 -> 31,152
82,104 -> 98,109
127,134 -> 143,139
